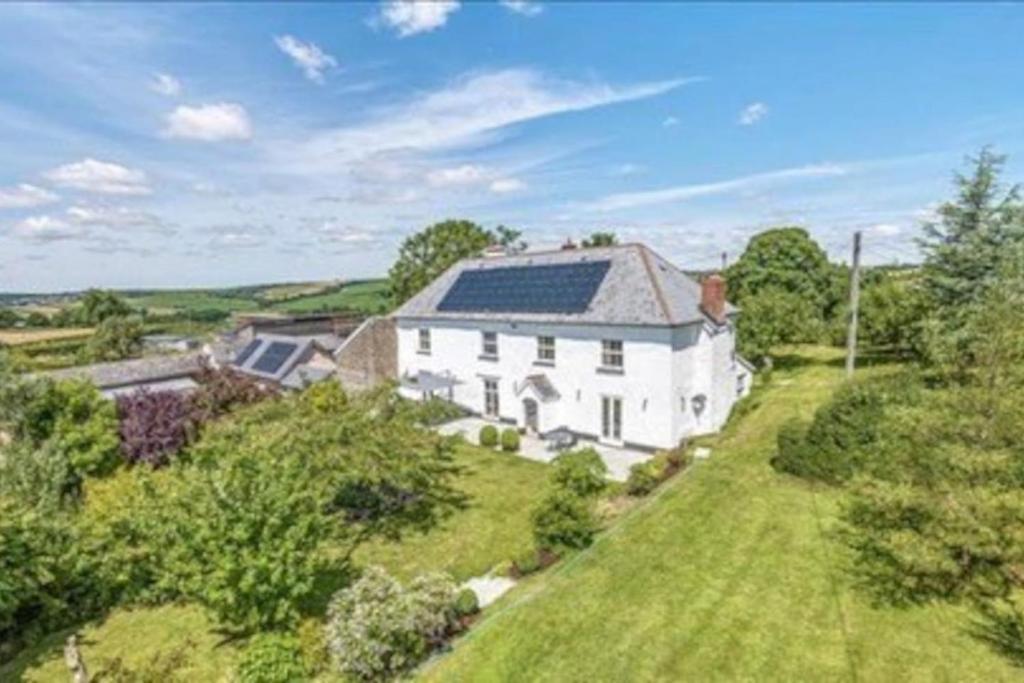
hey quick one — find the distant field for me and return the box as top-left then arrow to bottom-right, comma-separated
0,327 -> 93,346
124,291 -> 262,314
270,279 -> 390,314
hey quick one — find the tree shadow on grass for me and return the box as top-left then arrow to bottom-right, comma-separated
966,600 -> 1024,669
0,624 -> 91,681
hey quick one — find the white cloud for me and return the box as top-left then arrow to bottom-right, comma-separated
583,163 -> 847,212
489,178 -> 526,194
426,164 -> 488,187
738,101 -> 768,126
66,205 -> 174,234
288,70 -> 694,171
164,103 -> 252,141
500,0 -> 543,17
869,222 -> 902,236
0,183 -> 60,209
44,158 -> 152,195
662,116 -> 679,127
274,35 -> 337,83
149,72 -> 181,97
611,163 -> 644,176
12,215 -> 87,242
377,0 -> 461,37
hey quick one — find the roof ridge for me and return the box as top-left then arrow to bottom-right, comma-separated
636,244 -> 675,325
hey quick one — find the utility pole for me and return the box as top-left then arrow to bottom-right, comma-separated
845,231 -> 862,378
720,251 -> 728,271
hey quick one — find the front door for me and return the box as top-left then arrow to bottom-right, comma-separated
601,396 -> 622,442
523,398 -> 539,432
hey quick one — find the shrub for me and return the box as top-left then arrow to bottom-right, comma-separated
479,424 -> 498,448
117,390 -> 194,468
500,428 -> 520,452
772,380 -> 886,484
551,448 -> 607,498
81,315 -> 144,362
325,566 -> 457,681
189,363 -> 275,424
511,548 -> 541,576
532,489 -> 599,551
453,588 -> 480,618
236,633 -> 310,683
411,397 -> 464,426
626,461 -> 659,496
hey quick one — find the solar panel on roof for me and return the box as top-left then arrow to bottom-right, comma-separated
234,339 -> 261,366
252,341 -> 297,374
437,260 -> 611,314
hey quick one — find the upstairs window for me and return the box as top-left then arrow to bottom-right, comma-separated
601,339 -> 624,370
537,336 -> 555,363
481,331 -> 499,359
418,328 -> 431,354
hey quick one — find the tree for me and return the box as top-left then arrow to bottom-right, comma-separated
0,308 -> 19,328
387,220 -> 495,306
81,315 -> 144,362
857,273 -> 928,355
582,231 -> 618,248
116,390 -> 194,468
726,227 -> 840,319
919,148 -> 1024,323
79,289 -> 133,324
494,224 -> 527,252
735,287 -> 821,362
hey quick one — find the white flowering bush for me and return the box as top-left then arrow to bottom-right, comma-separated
324,566 -> 457,681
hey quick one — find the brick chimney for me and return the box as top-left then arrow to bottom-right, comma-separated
561,238 -> 578,250
701,274 -> 727,324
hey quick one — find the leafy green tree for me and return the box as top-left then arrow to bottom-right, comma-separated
919,148 -> 1024,324
80,289 -> 133,324
858,274 -> 928,354
735,287 -> 821,362
81,315 -> 144,362
532,489 -> 599,551
388,220 -> 495,306
582,231 -> 618,248
161,448 -> 332,632
551,448 -> 608,498
0,308 -> 19,327
725,227 -> 839,318
494,224 -> 527,252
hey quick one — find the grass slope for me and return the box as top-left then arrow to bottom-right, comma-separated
270,280 -> 390,315
0,443 -> 547,681
422,347 -> 1020,682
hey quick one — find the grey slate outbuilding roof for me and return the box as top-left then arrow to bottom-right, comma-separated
43,352 -> 204,391
394,243 -> 737,327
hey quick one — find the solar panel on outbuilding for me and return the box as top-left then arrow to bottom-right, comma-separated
252,341 -> 297,374
234,339 -> 261,366
437,260 -> 611,314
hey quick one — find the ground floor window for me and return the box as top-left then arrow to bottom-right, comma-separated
484,378 -> 500,417
601,395 -> 622,441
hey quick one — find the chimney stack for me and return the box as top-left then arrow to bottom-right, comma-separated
701,274 -> 727,324
561,238 -> 578,250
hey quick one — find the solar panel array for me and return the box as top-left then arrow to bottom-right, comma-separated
234,339 -> 261,366
437,260 -> 611,314
252,341 -> 298,374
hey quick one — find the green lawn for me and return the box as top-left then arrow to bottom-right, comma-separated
0,442 -> 547,682
421,347 -> 1021,682
124,290 -> 262,314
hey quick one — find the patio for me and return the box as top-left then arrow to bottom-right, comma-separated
437,416 -> 652,482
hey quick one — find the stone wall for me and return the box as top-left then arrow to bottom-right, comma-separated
335,316 -> 397,390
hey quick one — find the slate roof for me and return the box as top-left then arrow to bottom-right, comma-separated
230,333 -> 338,385
42,352 -> 204,390
394,243 -> 737,327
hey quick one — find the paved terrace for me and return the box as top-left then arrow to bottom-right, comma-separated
437,416 -> 652,482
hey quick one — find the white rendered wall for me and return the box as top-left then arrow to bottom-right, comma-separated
397,316 -> 746,450
397,319 -> 677,449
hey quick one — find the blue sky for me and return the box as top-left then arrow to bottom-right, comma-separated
1,2 -> 1023,291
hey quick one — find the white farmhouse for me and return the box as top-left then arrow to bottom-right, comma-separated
394,243 -> 752,451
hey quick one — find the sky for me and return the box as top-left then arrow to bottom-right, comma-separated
1,2 -> 1023,292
